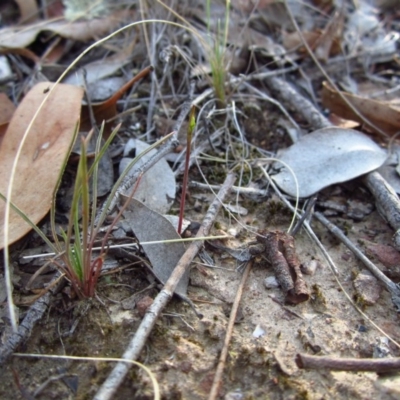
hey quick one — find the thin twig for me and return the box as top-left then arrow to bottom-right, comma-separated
263,73 -> 331,132
268,295 -> 304,320
208,259 -> 253,400
296,353 -> 400,373
0,289 -> 52,364
314,211 -> 400,311
363,172 -> 400,250
190,181 -> 268,197
94,172 -> 236,400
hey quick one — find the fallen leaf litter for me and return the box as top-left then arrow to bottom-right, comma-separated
0,1 -> 400,399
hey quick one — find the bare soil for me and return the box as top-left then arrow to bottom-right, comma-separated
1,183 -> 400,399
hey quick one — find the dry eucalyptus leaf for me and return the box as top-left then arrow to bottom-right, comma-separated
63,42 -> 135,88
272,127 -> 387,197
119,139 -> 176,214
322,82 -> 400,136
0,10 -> 129,50
0,82 -> 83,248
123,198 -> 189,297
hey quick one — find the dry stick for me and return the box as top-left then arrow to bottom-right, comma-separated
190,181 -> 268,197
314,211 -> 400,311
296,353 -> 400,373
262,73 -> 331,132
363,172 -> 400,250
0,291 -> 51,365
94,172 -> 236,400
208,259 -> 253,400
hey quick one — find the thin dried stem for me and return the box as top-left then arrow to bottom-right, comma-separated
0,293 -> 50,364
296,353 -> 400,373
315,211 -> 400,311
208,259 -> 253,400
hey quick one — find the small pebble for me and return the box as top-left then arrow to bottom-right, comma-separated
264,276 -> 279,289
353,272 -> 381,305
252,324 -> 266,338
301,259 -> 319,275
136,295 -> 154,317
225,391 -> 244,400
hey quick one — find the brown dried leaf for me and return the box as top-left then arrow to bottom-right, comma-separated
80,65 -> 152,136
0,10 -> 130,50
256,231 -> 309,305
0,82 -> 83,248
322,82 -> 400,136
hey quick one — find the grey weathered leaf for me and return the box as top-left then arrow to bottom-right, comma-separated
120,139 -> 176,214
123,198 -> 188,297
272,127 -> 387,197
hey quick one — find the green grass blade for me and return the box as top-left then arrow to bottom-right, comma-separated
0,193 -> 57,252
50,121 -> 80,252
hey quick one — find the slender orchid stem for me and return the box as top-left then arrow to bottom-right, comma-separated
178,106 -> 196,235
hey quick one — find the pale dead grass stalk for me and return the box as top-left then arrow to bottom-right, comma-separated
208,258 -> 253,400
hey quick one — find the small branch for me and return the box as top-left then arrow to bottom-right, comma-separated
208,259 -> 253,400
363,172 -> 400,250
0,291 -> 51,365
94,172 -> 236,400
314,211 -> 400,312
263,74 -> 331,131
190,181 -> 268,197
296,353 -> 400,373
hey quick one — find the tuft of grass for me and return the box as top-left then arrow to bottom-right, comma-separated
205,0 -> 231,108
46,122 -> 121,299
52,126 -> 114,298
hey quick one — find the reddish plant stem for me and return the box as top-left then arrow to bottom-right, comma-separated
296,353 -> 400,373
178,106 -> 196,235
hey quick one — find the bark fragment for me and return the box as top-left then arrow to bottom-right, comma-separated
253,230 -> 310,304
